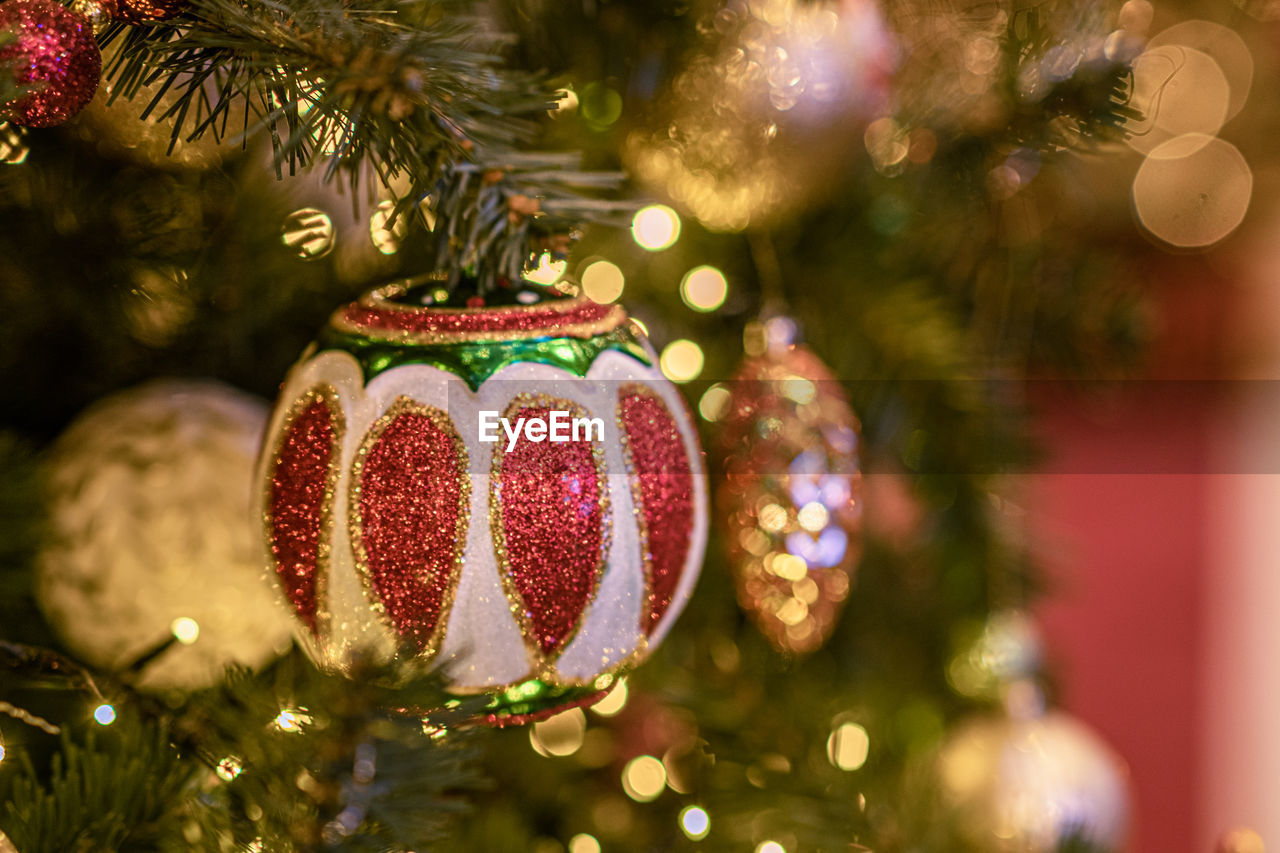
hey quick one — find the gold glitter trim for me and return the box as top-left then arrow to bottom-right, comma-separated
328,281 -> 629,344
348,397 -> 470,663
489,393 -> 612,681
263,384 -> 345,640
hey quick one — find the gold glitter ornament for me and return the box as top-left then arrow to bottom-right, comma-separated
257,278 -> 709,723
715,318 -> 862,653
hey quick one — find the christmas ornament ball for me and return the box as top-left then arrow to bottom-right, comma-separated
936,710 -> 1131,852
0,0 -> 102,128
37,380 -> 294,690
258,278 -> 708,722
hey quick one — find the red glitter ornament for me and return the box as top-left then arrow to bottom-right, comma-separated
259,279 -> 708,722
0,0 -> 102,128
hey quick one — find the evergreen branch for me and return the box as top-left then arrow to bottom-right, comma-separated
99,0 -> 641,284
425,151 -> 634,291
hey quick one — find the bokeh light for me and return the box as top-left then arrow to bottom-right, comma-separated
591,679 -> 629,717
827,721 -> 871,771
272,708 -> 311,733
93,703 -> 116,726
680,266 -> 729,312
1127,45 -> 1230,154
622,755 -> 667,802
581,260 -> 626,304
170,616 -> 200,645
632,204 -> 682,251
568,833 -> 601,853
660,340 -> 705,382
1149,20 -> 1253,122
530,708 -> 587,757
699,384 -> 731,421
756,842 -> 786,853
215,755 -> 244,782
1133,134 -> 1252,248
281,208 -> 335,260
525,252 -> 567,285
369,200 -> 407,255
679,806 -> 711,841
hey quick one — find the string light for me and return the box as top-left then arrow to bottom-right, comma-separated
216,755 -> 244,782
92,703 -> 116,726
680,266 -> 728,312
631,204 -> 682,251
272,708 -> 311,733
170,616 -> 200,645
679,805 -> 710,841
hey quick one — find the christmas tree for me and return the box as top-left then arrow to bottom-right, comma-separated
0,0 -> 1265,850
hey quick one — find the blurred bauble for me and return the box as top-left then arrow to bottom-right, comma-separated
0,0 -> 101,128
936,709 -> 1131,852
68,45 -> 232,170
258,279 -> 707,723
68,0 -> 118,34
715,319 -> 862,653
115,0 -> 185,23
1217,827 -> 1266,853
37,380 -> 294,691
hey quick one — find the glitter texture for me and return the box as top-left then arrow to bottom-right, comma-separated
350,398 -> 468,656
491,395 -> 610,660
115,0 -> 185,23
0,0 -> 102,128
717,344 -> 863,654
267,387 -> 343,635
335,283 -> 626,344
618,385 -> 695,634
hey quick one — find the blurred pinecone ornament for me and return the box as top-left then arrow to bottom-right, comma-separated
36,380 -> 295,691
714,315 -> 862,653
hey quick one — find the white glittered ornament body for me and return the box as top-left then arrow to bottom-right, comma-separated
937,709 -> 1131,851
258,282 -> 708,720
37,380 -> 294,690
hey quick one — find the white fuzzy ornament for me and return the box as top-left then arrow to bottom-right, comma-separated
37,380 -> 294,690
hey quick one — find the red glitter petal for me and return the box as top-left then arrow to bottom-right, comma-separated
268,392 -> 340,636
619,387 -> 695,634
492,402 -> 606,656
354,403 -> 467,654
